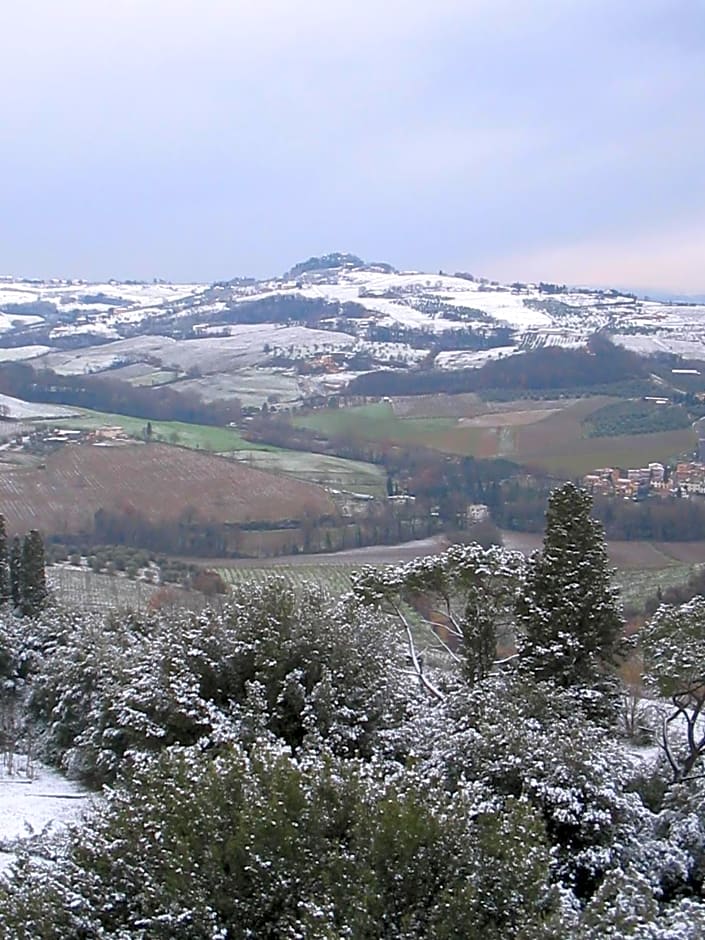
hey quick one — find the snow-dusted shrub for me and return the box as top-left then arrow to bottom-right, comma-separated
0,742 -> 564,939
27,581 -> 409,783
401,674 -> 647,900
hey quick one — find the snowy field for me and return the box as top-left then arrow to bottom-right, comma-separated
227,449 -> 387,495
613,332 -> 705,361
177,368 -> 305,407
0,277 -> 204,315
27,327 -> 431,407
0,345 -> 52,362
34,325 -> 357,376
0,269 -> 703,354
0,392 -> 79,419
435,346 -> 519,370
0,313 -> 43,333
0,758 -> 93,877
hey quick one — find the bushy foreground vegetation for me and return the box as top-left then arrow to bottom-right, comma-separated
1,486 -> 705,937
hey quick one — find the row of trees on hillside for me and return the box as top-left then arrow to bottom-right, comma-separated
345,335 -> 651,397
583,399 -> 693,437
0,361 -> 241,427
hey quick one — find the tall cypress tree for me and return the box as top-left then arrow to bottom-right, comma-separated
20,529 -> 47,616
9,536 -> 21,609
0,514 -> 10,604
516,482 -> 623,690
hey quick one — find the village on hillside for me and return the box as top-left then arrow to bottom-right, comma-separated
583,459 -> 705,499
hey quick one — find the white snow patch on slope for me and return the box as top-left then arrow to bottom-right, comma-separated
50,322 -> 120,340
435,346 -> 520,370
233,271 -> 555,333
0,313 -> 43,333
445,292 -> 551,328
36,281 -> 203,310
7,268 -> 705,377
36,326 -> 360,377
613,333 -> 705,362
0,393 -> 80,419
0,345 -> 52,361
0,288 -> 39,305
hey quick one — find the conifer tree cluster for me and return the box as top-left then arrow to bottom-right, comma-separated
0,515 -> 47,616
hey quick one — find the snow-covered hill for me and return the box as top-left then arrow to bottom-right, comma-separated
0,276 -> 204,329
0,393 -> 79,420
2,257 -> 705,406
2,260 -> 701,349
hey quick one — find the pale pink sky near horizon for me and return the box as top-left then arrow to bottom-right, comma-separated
1,0 -> 703,294
486,222 -> 705,296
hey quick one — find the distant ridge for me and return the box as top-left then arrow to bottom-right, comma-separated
285,253 -> 397,279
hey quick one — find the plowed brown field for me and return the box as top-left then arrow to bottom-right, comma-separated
0,443 -> 336,536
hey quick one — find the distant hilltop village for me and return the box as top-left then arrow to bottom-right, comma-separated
584,460 -> 705,500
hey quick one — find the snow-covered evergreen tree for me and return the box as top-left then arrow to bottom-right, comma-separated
3,549 -> 705,935
353,542 -> 525,688
516,482 -> 624,693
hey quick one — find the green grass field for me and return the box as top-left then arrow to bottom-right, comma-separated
52,409 -> 277,453
52,396 -> 693,480
517,429 -> 697,476
49,408 -> 387,499
294,402 -> 458,445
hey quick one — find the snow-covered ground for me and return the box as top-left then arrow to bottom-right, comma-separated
0,345 -> 52,362
0,758 -> 93,877
0,266 -> 676,348
0,313 -> 43,333
0,392 -> 80,419
435,346 -> 520,370
0,277 -> 204,314
613,332 -> 705,362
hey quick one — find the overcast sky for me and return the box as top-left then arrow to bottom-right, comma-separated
1,0 -> 703,292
